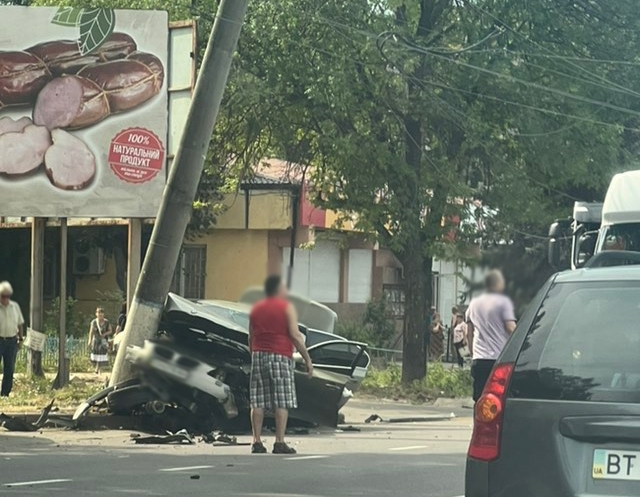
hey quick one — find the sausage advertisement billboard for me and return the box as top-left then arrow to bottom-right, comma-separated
0,6 -> 168,218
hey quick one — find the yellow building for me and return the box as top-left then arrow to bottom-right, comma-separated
0,161 -> 405,332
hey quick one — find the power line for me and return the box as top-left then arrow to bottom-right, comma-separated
314,10 -> 640,121
411,49 -> 640,119
462,2 -> 640,104
309,14 -> 640,130
294,37 -> 640,133
316,12 -> 640,99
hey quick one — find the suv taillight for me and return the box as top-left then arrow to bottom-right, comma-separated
468,362 -> 514,462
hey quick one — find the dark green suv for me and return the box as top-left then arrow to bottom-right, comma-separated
466,261 -> 640,496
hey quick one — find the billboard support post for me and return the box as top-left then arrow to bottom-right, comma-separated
53,218 -> 69,389
28,217 -> 45,378
127,218 -> 142,309
110,0 -> 250,385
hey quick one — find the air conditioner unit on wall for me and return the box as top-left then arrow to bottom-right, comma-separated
73,243 -> 106,276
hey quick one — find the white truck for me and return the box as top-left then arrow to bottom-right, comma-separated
549,170 -> 640,269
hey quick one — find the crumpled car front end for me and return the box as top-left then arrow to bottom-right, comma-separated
126,340 -> 239,419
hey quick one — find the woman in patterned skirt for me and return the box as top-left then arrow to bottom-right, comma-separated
89,307 -> 112,374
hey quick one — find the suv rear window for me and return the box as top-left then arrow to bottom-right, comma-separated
509,281 -> 640,403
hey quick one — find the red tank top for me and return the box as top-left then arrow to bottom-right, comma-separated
249,297 -> 293,357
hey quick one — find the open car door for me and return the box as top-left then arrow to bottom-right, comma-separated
291,340 -> 370,427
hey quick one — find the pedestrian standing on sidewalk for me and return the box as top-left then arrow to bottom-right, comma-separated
452,313 -> 467,368
429,311 -> 445,361
249,275 -> 313,455
448,305 -> 459,361
465,270 -> 516,401
89,307 -> 112,374
0,281 -> 24,397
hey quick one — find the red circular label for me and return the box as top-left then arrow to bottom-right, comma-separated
108,128 -> 165,184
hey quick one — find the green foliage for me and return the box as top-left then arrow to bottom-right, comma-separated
25,0 -> 640,381
336,299 -> 397,348
44,297 -> 92,338
362,298 -> 396,344
15,347 -> 95,375
361,363 -> 472,401
0,376 -> 104,411
336,321 -> 369,344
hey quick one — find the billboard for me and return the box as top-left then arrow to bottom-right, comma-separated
0,6 -> 169,218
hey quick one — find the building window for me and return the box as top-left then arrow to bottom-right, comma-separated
431,272 -> 440,312
171,245 -> 206,299
283,240 -> 340,303
383,284 -> 405,319
348,249 -> 373,303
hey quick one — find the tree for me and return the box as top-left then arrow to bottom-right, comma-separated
26,0 -> 640,383
219,0 -> 640,383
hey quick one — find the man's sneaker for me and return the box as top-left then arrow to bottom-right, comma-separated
273,442 -> 297,454
251,442 -> 267,454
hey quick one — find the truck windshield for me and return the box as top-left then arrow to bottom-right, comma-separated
598,223 -> 640,252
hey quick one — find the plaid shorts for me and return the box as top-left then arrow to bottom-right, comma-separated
250,352 -> 297,410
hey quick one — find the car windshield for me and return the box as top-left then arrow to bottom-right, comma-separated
510,281 -> 640,403
598,223 -> 640,252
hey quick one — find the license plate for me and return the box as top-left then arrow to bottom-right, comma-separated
593,449 -> 640,481
150,359 -> 188,380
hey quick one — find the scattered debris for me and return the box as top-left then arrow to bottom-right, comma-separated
46,415 -> 76,429
130,429 -> 194,445
200,431 -> 248,445
364,413 -> 455,424
339,425 -> 361,432
0,399 -> 56,432
385,414 -> 456,423
291,427 -> 310,435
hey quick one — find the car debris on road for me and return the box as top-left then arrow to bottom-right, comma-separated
0,399 -> 55,431
130,429 -> 194,445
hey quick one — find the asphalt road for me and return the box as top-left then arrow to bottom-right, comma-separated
0,400 -> 471,497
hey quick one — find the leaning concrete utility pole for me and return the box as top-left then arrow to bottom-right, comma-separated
110,0 -> 250,386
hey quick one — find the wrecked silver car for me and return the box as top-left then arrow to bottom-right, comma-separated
100,294 -> 369,431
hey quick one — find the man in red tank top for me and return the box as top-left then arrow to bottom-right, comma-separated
249,275 -> 313,455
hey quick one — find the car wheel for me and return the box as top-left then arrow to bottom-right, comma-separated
338,412 -> 346,425
107,385 -> 157,414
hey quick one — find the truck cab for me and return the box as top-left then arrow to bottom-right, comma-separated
549,202 -> 602,270
549,170 -> 640,270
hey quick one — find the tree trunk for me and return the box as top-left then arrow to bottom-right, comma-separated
401,242 -> 428,384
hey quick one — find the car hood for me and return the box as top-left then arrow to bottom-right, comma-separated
163,293 -> 250,348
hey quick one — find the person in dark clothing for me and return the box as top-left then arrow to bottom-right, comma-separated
115,302 -> 127,335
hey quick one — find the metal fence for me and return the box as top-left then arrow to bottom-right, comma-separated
369,347 -> 403,364
368,345 -> 458,365
17,337 -> 90,370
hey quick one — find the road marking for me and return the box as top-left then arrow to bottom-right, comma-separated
159,465 -> 213,472
4,479 -> 72,487
389,445 -> 429,451
284,455 -> 329,461
0,452 -> 33,457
